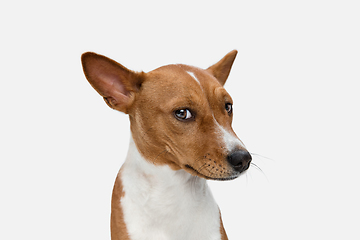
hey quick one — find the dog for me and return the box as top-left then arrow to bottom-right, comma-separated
81,50 -> 252,240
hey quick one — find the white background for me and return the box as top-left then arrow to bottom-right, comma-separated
1,0 -> 359,239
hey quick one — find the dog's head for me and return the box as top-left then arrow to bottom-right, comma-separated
81,51 -> 251,180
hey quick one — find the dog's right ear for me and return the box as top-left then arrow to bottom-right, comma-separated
81,52 -> 144,113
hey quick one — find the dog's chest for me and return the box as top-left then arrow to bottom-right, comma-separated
119,142 -> 222,240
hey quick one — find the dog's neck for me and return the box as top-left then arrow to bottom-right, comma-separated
119,136 -> 222,240
123,136 -> 207,194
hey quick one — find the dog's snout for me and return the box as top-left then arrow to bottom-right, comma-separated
227,150 -> 252,172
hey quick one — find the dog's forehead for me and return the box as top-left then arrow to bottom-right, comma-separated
145,64 -> 221,93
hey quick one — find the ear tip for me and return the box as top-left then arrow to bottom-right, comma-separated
81,52 -> 97,62
229,49 -> 238,58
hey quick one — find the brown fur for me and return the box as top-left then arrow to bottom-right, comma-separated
110,171 -> 130,240
220,212 -> 229,240
82,50 -> 240,239
129,63 -> 245,180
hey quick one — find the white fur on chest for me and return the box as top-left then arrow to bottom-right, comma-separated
119,137 -> 222,240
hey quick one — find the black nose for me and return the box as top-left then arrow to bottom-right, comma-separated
227,150 -> 252,172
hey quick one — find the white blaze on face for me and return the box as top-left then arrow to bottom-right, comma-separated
186,69 -> 246,153
220,125 -> 245,151
186,71 -> 201,85
213,116 -> 245,152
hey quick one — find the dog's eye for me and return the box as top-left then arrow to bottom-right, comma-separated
174,109 -> 193,120
225,103 -> 233,115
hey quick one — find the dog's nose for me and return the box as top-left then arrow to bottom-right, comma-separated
227,150 -> 252,172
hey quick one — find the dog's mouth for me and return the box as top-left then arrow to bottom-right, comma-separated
184,164 -> 239,181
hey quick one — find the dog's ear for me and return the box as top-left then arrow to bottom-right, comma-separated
207,50 -> 238,86
81,52 -> 144,113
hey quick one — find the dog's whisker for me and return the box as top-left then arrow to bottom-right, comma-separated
142,127 -> 153,140
197,162 -> 208,174
250,152 -> 274,162
250,162 -> 263,172
249,162 -> 269,182
153,149 -> 168,164
189,154 -> 208,173
244,171 -> 249,185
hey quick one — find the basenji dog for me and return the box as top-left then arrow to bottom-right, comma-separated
81,50 -> 252,240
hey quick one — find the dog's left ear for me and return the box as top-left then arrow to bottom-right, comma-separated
207,50 -> 238,86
